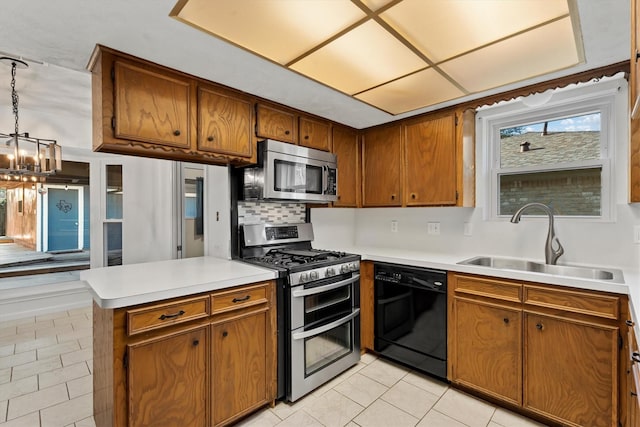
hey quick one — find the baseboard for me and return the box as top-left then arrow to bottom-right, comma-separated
0,280 -> 92,322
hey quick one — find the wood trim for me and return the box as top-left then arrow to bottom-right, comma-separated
360,261 -> 374,352
458,61 -> 629,111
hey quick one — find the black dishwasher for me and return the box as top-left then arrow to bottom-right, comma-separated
374,263 -> 447,379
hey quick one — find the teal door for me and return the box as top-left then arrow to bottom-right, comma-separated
48,188 -> 79,251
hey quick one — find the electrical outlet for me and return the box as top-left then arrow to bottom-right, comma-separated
391,220 -> 398,232
427,222 -> 441,235
464,222 -> 473,236
634,225 -> 640,244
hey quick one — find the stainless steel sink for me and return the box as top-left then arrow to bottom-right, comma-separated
457,256 -> 625,284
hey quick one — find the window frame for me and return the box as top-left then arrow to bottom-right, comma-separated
479,77 -> 622,222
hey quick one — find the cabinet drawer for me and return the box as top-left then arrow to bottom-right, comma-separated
523,285 -> 619,320
211,283 -> 269,315
453,274 -> 522,303
127,296 -> 209,336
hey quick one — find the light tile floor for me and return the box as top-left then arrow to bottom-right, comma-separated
0,306 -> 548,427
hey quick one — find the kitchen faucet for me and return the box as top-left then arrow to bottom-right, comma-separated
510,202 -> 564,265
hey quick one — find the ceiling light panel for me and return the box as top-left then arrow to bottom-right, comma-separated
356,68 -> 465,114
380,0 -> 570,63
439,17 -> 581,94
359,0 -> 398,12
172,0 -> 366,64
290,20 -> 427,95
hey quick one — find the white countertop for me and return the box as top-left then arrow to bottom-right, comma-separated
81,256 -> 278,309
337,245 -> 640,336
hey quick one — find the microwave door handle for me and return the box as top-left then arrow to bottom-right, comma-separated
322,165 -> 328,195
292,308 -> 360,340
291,274 -> 360,297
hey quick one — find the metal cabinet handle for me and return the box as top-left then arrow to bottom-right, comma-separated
391,194 -> 396,200
222,331 -> 228,337
285,130 -> 290,135
536,323 -> 543,330
159,310 -> 185,320
207,136 -> 214,142
633,352 -> 640,363
627,320 -> 635,327
173,130 -> 181,136
503,318 -> 509,324
192,339 -> 199,346
232,295 -> 251,303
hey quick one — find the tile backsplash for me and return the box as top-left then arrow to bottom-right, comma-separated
238,201 -> 306,225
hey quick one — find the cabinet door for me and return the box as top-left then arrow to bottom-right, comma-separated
127,325 -> 208,427
332,126 -> 360,207
363,125 -> 402,206
114,60 -> 192,148
404,114 -> 456,206
524,313 -> 618,427
212,310 -> 269,426
299,116 -> 331,151
198,86 -> 253,158
255,104 -> 297,143
452,297 -> 522,405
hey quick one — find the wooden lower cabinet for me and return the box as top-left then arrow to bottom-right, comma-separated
94,280 -> 276,427
523,313 -> 618,426
211,309 -> 270,426
449,272 -> 624,427
127,325 -> 208,427
452,297 -> 522,406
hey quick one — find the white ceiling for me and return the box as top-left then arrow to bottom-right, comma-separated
0,0 -> 630,129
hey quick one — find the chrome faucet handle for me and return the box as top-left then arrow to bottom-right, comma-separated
548,235 -> 564,265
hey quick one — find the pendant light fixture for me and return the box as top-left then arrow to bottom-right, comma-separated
0,56 -> 62,182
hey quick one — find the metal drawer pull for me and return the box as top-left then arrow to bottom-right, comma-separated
292,309 -> 360,340
232,295 -> 251,303
627,320 -> 635,327
159,310 -> 185,320
536,323 -> 543,330
292,275 -> 359,298
633,352 -> 640,363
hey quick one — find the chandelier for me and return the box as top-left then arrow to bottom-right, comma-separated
0,56 -> 61,182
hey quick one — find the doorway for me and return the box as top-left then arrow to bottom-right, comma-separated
176,163 -> 205,258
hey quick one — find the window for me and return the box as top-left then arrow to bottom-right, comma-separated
479,76 -> 624,221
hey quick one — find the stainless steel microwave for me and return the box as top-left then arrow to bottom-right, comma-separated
243,139 -> 337,203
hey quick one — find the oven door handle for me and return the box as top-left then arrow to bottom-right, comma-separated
291,274 -> 360,298
292,308 -> 360,341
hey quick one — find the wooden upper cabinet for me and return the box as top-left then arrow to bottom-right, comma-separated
89,45 -> 255,166
114,60 -> 192,149
363,125 -> 403,207
198,85 -> 253,158
332,125 -> 360,207
404,113 -> 457,206
255,103 -> 297,144
299,116 -> 331,151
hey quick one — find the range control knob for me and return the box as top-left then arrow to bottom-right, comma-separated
310,271 -> 319,281
299,273 -> 309,283
326,268 -> 336,277
351,263 -> 359,271
340,264 -> 350,274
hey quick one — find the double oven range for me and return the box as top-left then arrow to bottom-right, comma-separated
239,223 -> 361,402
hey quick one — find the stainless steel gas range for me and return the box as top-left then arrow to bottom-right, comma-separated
239,223 -> 361,402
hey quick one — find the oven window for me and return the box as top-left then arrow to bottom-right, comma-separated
304,284 -> 352,327
305,320 -> 352,377
274,160 -> 322,194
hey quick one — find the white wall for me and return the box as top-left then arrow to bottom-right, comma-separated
311,76 -> 640,270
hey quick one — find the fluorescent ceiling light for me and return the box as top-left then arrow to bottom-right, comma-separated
171,0 -> 583,115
